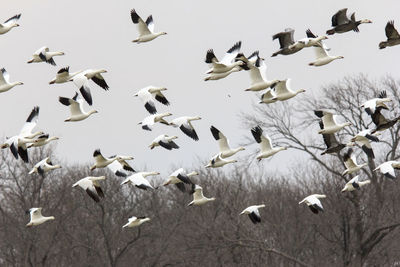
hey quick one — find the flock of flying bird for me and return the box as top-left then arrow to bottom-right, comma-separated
0,7 -> 400,227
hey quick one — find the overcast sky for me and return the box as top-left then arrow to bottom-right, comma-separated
1,0 -> 399,174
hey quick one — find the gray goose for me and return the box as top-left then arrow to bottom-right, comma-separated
379,20 -> 400,49
271,28 -> 303,57
326,8 -> 372,35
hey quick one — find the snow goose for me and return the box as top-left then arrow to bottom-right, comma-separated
245,57 -> 279,92
270,79 -> 305,101
26,208 -> 54,227
134,86 -> 169,114
361,91 -> 391,115
163,168 -> 197,192
29,157 -> 61,176
130,9 -> 166,43
121,171 -> 159,190
374,161 -> 400,180
342,148 -> 367,176
240,204 -> 265,224
349,129 -> 379,158
69,69 -> 109,106
341,175 -> 371,192
205,153 -> 237,168
315,110 -> 351,134
251,125 -> 287,161
204,65 -> 245,81
0,14 -> 21,35
188,184 -> 215,206
169,116 -> 201,141
49,67 -> 81,84
326,8 -> 372,35
271,28 -> 304,57
379,21 -> 400,49
210,126 -> 245,158
204,42 -> 245,74
149,134 -> 179,150
299,194 -> 326,214
2,106 -> 43,163
72,176 -> 105,202
259,89 -> 278,104
107,160 -> 135,177
27,134 -> 59,148
123,216 -> 151,228
27,46 -> 64,66
59,92 -> 98,122
370,107 -> 400,134
139,112 -> 172,131
288,29 -> 329,51
309,45 -> 344,66
319,121 -> 345,155
90,149 -> 134,171
0,68 -> 23,93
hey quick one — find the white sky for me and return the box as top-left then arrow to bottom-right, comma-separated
1,0 -> 399,174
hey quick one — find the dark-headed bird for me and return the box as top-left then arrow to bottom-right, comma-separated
379,21 -> 400,49
326,8 -> 372,35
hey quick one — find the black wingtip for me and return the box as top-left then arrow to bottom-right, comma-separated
80,86 -> 93,106
251,126 -> 262,143
314,110 -> 324,118
226,41 -> 242,54
58,97 -> 71,106
205,49 -> 216,64
130,9 -> 140,24
93,149 -> 101,157
144,102 -> 157,114
210,126 -> 220,140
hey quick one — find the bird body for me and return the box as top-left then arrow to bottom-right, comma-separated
27,46 -> 64,65
205,153 -> 237,168
130,9 -> 166,43
271,28 -> 304,57
342,148 -> 367,175
210,126 -> 245,158
251,126 -> 286,161
123,216 -> 151,228
90,149 -> 133,171
26,208 -> 54,227
379,21 -> 400,49
49,67 -> 82,84
149,134 -> 179,150
341,175 -> 371,192
315,110 -> 351,134
271,79 -> 305,101
240,204 -> 265,224
374,161 -> 400,180
29,157 -> 61,175
121,171 -> 159,190
188,184 -> 215,206
0,14 -> 21,35
73,176 -> 105,202
163,168 -> 197,192
0,68 -> 23,93
59,92 -> 98,122
299,194 -> 326,214
169,116 -> 201,141
326,9 -> 372,35
204,42 -> 244,74
69,69 -> 108,106
134,86 -> 169,114
245,57 -> 279,92
139,112 -> 172,131
350,129 -> 379,158
309,46 -> 344,66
